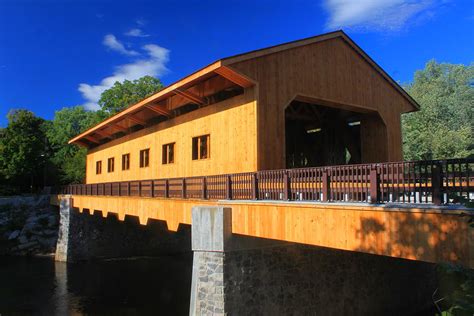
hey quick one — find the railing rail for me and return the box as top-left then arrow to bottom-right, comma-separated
56,158 -> 474,206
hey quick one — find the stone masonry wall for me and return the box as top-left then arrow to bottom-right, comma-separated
190,251 -> 225,315
222,243 -> 437,315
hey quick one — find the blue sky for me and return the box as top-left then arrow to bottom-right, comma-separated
0,0 -> 473,126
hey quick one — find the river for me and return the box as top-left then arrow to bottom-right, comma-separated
0,254 -> 193,315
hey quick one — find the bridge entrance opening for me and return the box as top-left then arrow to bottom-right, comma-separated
285,100 -> 363,168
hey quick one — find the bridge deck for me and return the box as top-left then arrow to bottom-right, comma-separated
52,194 -> 474,269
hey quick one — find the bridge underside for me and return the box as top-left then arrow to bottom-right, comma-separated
52,195 -> 473,267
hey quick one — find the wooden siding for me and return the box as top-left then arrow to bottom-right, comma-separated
229,36 -> 413,170
85,88 -> 257,183
57,195 -> 473,268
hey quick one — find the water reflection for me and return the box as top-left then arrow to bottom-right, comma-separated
0,254 -> 193,315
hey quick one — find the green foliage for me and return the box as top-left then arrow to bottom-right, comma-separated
46,106 -> 99,184
436,263 -> 474,316
98,76 -> 164,117
402,60 -> 474,160
0,76 -> 165,192
0,110 -> 48,189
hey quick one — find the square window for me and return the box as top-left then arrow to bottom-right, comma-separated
192,135 -> 210,160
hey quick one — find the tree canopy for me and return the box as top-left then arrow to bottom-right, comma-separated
98,76 -> 164,117
0,75 -> 164,192
0,110 -> 48,190
45,106 -> 100,184
402,60 -> 474,160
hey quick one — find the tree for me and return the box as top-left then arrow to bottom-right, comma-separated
98,76 -> 164,117
46,106 -> 100,183
402,60 -> 474,160
0,110 -> 48,190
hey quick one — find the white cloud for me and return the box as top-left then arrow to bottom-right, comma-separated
79,44 -> 170,110
103,34 -> 139,56
324,0 -> 440,31
125,28 -> 150,37
136,18 -> 147,26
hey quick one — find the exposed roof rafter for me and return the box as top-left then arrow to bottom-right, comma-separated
83,135 -> 101,144
174,88 -> 207,106
144,104 -> 172,117
94,129 -> 113,138
214,66 -> 254,88
127,115 -> 147,126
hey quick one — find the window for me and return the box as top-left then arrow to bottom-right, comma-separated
140,149 -> 150,168
162,143 -> 175,164
192,135 -> 210,160
107,157 -> 114,173
96,161 -> 102,174
122,153 -> 130,170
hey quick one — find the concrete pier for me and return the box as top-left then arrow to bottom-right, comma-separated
189,205 -> 438,315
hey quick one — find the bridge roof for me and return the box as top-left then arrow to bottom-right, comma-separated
69,30 -> 419,148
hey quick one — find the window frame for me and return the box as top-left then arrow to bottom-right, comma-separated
162,142 -> 175,165
139,148 -> 150,168
107,157 -> 115,173
96,160 -> 102,175
122,153 -> 130,171
192,134 -> 210,161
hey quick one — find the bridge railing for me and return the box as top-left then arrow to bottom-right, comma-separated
57,158 -> 473,206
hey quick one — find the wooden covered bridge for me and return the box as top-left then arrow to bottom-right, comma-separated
54,31 -> 473,315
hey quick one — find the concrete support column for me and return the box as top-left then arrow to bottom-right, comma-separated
189,206 -> 231,315
55,196 -> 72,262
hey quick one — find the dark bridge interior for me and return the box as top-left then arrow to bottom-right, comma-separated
285,100 -> 362,168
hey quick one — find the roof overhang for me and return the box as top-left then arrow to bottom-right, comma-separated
69,63 -> 255,147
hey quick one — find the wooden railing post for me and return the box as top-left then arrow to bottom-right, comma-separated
151,180 -> 155,198
165,179 -> 169,198
283,171 -> 290,200
322,171 -> 330,202
252,173 -> 258,200
369,168 -> 380,204
226,175 -> 232,200
202,177 -> 207,199
432,164 -> 442,205
182,178 -> 186,199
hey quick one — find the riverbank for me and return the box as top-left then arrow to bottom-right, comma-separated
0,195 -> 58,256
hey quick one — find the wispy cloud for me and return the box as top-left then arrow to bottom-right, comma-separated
136,18 -> 147,26
103,34 -> 139,56
324,0 -> 442,31
125,28 -> 150,37
78,44 -> 170,110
